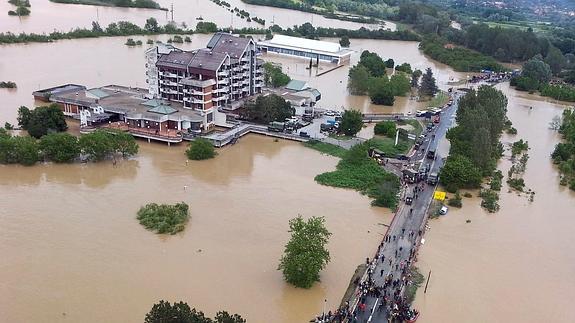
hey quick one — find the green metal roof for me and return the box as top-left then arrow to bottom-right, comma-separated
87,88 -> 110,99
147,104 -> 178,115
285,80 -> 309,91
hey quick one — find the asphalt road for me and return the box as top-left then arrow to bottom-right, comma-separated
351,92 -> 461,323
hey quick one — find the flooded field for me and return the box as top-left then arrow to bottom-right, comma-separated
414,83 -> 575,323
0,0 -> 388,34
1,16 -> 574,322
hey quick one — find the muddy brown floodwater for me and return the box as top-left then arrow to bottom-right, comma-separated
1,26 -> 574,323
0,0 -> 388,34
414,83 -> 575,323
0,134 -> 391,322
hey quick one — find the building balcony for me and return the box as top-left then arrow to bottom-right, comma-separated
241,56 -> 250,63
218,70 -> 229,77
214,87 -> 229,93
232,74 -> 243,80
184,89 -> 206,96
213,95 -> 229,102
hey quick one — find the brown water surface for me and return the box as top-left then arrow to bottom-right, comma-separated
0,0 -> 387,34
414,82 -> 575,323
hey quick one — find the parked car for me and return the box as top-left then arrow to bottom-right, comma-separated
439,205 -> 448,215
416,110 -> 427,117
299,131 -> 311,138
426,149 -> 436,160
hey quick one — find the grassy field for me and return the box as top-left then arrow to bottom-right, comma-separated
303,140 -> 347,158
427,91 -> 449,108
405,266 -> 425,303
314,143 -> 400,209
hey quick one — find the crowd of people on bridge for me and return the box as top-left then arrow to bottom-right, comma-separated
312,227 -> 423,323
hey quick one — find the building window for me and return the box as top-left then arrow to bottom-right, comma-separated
206,113 -> 213,123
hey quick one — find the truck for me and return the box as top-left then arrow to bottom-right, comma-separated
268,121 -> 285,132
427,172 -> 439,185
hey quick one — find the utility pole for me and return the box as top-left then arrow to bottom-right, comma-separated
424,270 -> 432,293
170,3 -> 174,23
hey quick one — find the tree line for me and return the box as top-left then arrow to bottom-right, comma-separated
268,22 -> 420,42
511,55 -> 575,102
551,108 -> 575,190
440,86 -> 508,194
48,0 -> 163,10
348,50 -> 437,105
0,128 -> 138,166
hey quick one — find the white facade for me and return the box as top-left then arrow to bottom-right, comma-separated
145,43 -> 180,98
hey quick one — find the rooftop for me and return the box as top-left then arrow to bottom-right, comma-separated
260,35 -> 344,54
207,32 -> 253,60
188,48 -> 228,72
50,85 -> 203,123
285,80 -> 310,91
156,51 -> 195,69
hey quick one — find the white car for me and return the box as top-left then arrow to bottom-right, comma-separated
325,111 -> 335,116
439,205 -> 448,215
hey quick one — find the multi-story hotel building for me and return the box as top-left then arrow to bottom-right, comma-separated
150,32 -> 264,125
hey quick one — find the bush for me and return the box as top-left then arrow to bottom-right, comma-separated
39,132 -> 80,163
0,81 -> 17,88
186,139 -> 216,160
490,170 -> 503,191
507,178 -> 525,191
137,202 -> 190,234
315,143 -> 399,209
18,105 -> 68,138
480,189 -> 500,212
374,121 -> 396,137
447,192 -> 462,208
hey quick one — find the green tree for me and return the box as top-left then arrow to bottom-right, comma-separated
359,50 -> 386,77
39,132 -> 80,163
262,62 -> 291,88
385,58 -> 394,69
144,17 -> 160,33
521,56 -> 552,85
339,35 -> 350,47
17,106 -> 31,129
389,73 -> 411,96
395,63 -> 412,74
369,79 -> 395,106
144,300 -> 211,323
440,154 -> 482,192
241,94 -> 294,123
347,64 -> 371,95
278,216 -> 331,289
196,21 -> 218,33
18,104 -> 68,138
419,68 -> 438,97
79,130 -> 114,161
137,202 -> 190,234
374,121 -> 396,137
411,69 -> 422,88
214,311 -> 246,323
110,130 -> 139,157
13,136 -> 39,166
545,46 -> 566,76
186,138 -> 216,160
339,109 -> 363,136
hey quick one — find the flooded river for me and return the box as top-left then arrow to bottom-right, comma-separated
414,83 -> 575,323
0,0 -> 389,34
1,18 -> 574,323
0,135 -> 390,322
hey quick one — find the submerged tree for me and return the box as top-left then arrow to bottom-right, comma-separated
418,68 -> 438,97
278,215 -> 331,289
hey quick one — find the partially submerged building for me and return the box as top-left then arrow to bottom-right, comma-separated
33,33 -> 267,143
257,35 -> 353,64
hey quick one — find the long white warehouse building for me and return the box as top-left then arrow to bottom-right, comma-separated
257,35 -> 353,64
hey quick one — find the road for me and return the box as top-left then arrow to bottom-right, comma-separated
326,92 -> 461,323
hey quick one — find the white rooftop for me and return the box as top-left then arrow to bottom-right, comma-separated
263,35 -> 343,54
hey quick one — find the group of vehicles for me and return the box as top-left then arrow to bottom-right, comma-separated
267,116 -> 309,134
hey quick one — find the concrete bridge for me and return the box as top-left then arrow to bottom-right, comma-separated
362,113 -> 415,122
198,123 -> 309,147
